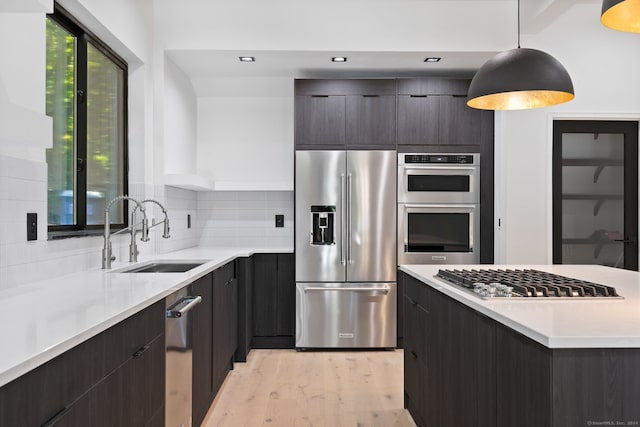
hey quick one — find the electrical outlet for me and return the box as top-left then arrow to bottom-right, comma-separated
275,214 -> 284,228
27,213 -> 37,241
187,214 -> 191,229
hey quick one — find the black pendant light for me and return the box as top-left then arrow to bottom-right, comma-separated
601,0 -> 640,33
467,0 -> 575,110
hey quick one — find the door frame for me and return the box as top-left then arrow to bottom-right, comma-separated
552,119 -> 638,271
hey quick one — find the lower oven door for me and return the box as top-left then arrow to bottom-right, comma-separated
398,203 -> 480,264
295,282 -> 397,349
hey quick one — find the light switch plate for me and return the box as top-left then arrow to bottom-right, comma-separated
275,214 -> 284,228
27,212 -> 37,241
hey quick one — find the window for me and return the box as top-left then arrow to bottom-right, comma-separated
46,4 -> 128,236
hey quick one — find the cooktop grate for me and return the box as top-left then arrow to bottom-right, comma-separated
436,268 -> 622,299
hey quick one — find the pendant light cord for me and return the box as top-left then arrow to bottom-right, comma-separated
517,0 -> 521,48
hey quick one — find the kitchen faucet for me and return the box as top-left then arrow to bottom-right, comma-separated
102,195 -> 149,269
139,199 -> 171,239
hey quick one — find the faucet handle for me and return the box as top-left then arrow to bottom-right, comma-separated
141,218 -> 150,242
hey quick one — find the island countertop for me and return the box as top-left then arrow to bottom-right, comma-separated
399,264 -> 640,349
0,246 -> 292,388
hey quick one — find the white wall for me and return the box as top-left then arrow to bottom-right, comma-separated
197,80 -> 294,188
164,56 -> 198,175
496,3 -> 640,264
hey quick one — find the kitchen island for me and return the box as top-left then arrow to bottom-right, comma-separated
400,264 -> 640,427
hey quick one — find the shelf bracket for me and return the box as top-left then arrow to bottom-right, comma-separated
593,199 -> 605,216
593,165 -> 605,183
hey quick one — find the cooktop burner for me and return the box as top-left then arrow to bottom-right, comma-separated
436,268 -> 622,299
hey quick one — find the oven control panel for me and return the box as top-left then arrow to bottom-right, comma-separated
403,154 -> 477,164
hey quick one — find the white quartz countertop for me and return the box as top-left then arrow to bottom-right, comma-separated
400,264 -> 640,350
0,246 -> 292,388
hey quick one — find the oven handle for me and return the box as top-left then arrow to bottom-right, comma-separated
403,203 -> 478,210
304,286 -> 390,294
402,165 -> 478,172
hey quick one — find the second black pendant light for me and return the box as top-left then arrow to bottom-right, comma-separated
466,0 -> 575,110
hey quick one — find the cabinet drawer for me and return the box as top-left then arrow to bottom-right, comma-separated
214,261 -> 235,287
50,334 -> 165,427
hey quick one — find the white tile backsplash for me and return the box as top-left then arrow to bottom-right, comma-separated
197,191 -> 293,248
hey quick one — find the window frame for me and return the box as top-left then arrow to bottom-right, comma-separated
46,3 -> 129,238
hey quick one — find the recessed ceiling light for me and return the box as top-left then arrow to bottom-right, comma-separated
332,57 -> 347,63
424,57 -> 441,63
239,56 -> 255,62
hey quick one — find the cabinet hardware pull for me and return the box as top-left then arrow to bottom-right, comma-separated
408,298 -> 417,306
311,95 -> 329,98
409,95 -> 427,98
362,94 -> 380,98
133,344 -> 149,358
410,351 -> 418,359
41,406 -> 70,427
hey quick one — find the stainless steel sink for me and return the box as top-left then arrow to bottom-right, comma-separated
116,261 -> 205,273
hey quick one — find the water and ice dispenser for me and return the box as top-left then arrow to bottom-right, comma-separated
310,205 -> 335,245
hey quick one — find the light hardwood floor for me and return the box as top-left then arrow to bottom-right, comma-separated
202,349 -> 417,427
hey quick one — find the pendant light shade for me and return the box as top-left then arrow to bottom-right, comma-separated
601,0 -> 640,33
466,47 -> 575,110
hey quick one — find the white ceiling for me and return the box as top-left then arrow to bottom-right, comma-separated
163,0 -> 600,96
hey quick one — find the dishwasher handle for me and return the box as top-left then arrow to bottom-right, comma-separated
304,286 -> 390,294
166,295 -> 202,318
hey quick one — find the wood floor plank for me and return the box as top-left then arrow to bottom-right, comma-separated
201,349 -> 416,427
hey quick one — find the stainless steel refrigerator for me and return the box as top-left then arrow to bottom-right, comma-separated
295,150 -> 397,349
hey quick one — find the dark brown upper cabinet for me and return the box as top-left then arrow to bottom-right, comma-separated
295,79 -> 396,150
397,78 -> 493,151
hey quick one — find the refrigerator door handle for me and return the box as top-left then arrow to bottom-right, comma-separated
303,285 -> 390,294
340,173 -> 346,266
347,173 -> 353,265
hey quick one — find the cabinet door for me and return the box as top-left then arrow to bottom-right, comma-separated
253,253 -> 278,336
212,262 -> 236,394
235,257 -> 253,362
397,95 -> 439,146
346,95 -> 396,149
192,273 -> 214,427
439,95 -> 487,146
276,253 -> 295,336
295,95 -> 346,148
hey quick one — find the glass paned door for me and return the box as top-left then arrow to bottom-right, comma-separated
553,121 -> 638,270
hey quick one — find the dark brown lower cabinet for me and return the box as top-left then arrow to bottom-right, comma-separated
235,256 -> 254,362
0,300 -> 165,427
212,261 -> 237,395
401,271 -> 640,427
252,253 -> 295,348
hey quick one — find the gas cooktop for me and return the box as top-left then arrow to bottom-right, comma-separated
436,268 -> 622,299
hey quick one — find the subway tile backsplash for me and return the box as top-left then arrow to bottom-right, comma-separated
197,191 -> 293,248
0,155 -> 293,290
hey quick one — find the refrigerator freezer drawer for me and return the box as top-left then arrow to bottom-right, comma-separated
295,282 -> 397,349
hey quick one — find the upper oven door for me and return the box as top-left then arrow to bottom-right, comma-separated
398,156 -> 480,204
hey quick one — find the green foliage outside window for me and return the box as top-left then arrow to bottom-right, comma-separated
45,8 -> 126,230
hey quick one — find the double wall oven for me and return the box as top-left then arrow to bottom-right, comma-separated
398,153 -> 480,264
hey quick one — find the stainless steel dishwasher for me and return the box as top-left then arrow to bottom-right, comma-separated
165,286 -> 202,427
